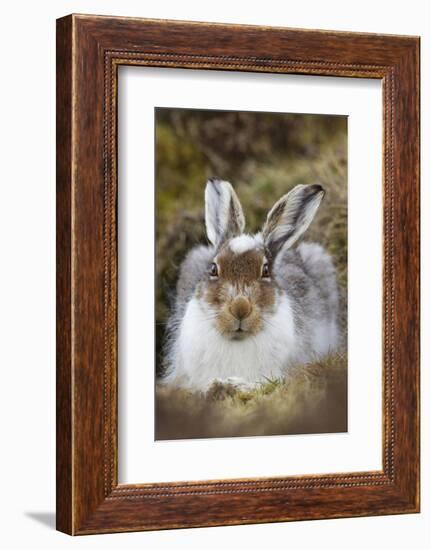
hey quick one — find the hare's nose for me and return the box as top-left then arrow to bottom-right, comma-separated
230,296 -> 252,320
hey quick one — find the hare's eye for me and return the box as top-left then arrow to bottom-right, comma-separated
209,263 -> 218,278
262,263 -> 270,278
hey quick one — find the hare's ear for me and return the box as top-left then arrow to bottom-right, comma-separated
205,178 -> 245,247
262,184 -> 324,256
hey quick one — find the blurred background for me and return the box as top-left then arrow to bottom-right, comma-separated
155,107 -> 348,374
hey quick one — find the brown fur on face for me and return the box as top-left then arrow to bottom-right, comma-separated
202,243 -> 276,339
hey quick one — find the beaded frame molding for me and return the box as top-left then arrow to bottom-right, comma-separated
56,14 -> 420,535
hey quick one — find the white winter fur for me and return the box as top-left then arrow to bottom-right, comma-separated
164,293 -> 298,389
228,234 -> 259,254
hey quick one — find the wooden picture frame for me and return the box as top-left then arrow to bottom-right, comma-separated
56,14 -> 420,535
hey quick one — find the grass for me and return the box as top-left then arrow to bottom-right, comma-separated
155,353 -> 347,440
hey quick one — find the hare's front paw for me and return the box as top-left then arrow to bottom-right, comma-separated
206,377 -> 255,400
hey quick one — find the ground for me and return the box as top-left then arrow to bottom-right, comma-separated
155,353 -> 347,439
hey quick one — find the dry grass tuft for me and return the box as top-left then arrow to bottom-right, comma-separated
155,353 -> 347,440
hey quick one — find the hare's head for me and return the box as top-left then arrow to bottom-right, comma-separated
199,178 -> 324,340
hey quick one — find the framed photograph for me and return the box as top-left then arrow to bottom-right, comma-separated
56,14 -> 420,535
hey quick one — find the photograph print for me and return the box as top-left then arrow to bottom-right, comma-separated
155,107 -> 348,440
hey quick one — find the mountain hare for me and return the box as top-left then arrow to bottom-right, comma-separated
161,179 -> 339,390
